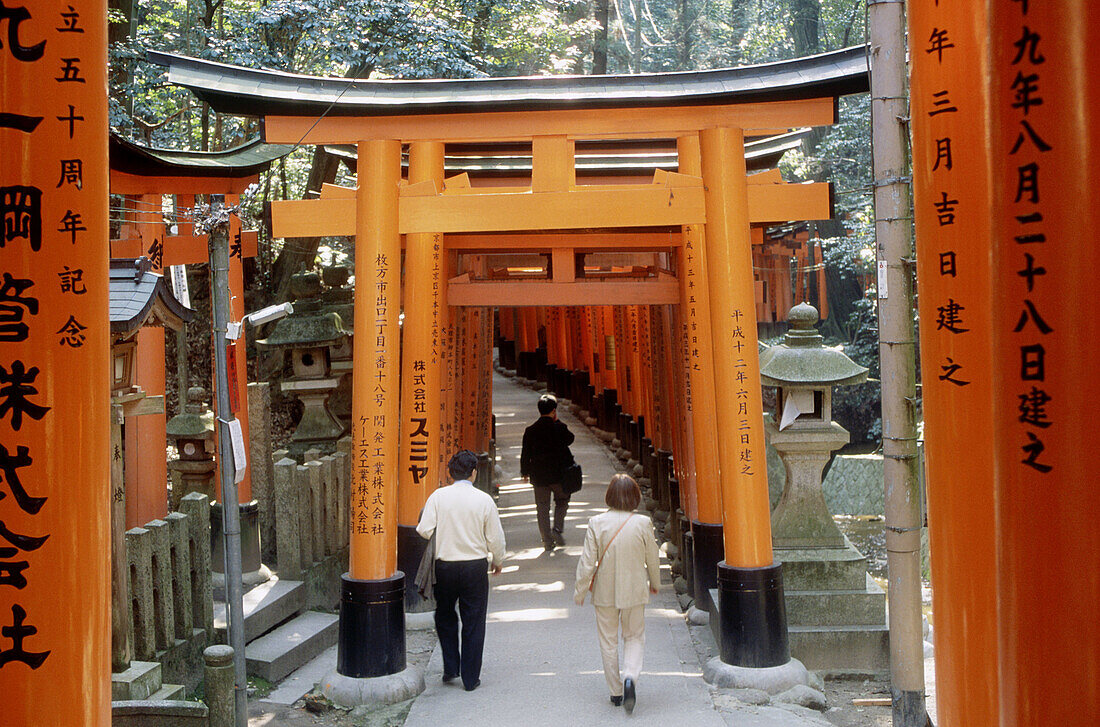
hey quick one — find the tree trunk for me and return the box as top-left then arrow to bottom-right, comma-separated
593,0 -> 609,74
267,147 -> 342,303
791,0 -> 821,57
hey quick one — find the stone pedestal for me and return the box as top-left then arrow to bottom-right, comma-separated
768,418 -> 889,674
281,377 -> 344,461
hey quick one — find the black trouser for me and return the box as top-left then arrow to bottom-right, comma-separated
533,482 -> 570,545
433,558 -> 490,689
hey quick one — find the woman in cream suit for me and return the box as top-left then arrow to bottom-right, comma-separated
574,474 -> 661,714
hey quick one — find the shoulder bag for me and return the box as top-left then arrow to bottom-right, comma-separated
589,514 -> 634,592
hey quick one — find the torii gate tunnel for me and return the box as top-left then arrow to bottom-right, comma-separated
153,46 -> 868,680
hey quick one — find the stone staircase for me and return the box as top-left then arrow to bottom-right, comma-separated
213,577 -> 339,684
112,660 -> 187,701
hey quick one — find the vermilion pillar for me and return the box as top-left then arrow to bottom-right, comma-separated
125,194 -> 169,528
700,126 -> 788,669
1,0 -> 112,721
338,139 -> 406,679
910,2 -> 997,725
226,194 -> 251,502
677,135 -> 726,612
989,5 -> 1100,723
397,141 -> 444,608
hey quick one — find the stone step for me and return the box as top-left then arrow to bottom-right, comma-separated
788,624 -> 891,674
148,683 -> 188,700
785,575 -> 887,627
245,610 -> 339,683
776,544 -> 869,591
260,644 -> 337,706
214,578 -> 306,643
112,660 -> 163,701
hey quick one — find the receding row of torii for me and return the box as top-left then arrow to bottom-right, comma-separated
7,3 -> 1097,722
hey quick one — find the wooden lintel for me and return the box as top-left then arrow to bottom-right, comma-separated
447,279 -> 680,306
110,171 -> 257,196
745,182 -> 832,223
320,183 -> 354,199
748,168 -> 784,185
401,186 -> 706,234
446,231 -> 681,252
263,98 -> 836,144
271,182 -> 830,238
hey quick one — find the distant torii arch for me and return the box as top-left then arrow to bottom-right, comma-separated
152,46 -> 868,688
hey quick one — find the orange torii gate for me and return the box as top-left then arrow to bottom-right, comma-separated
152,46 -> 866,697
109,136 -> 290,572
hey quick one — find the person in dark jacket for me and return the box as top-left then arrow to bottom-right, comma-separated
520,394 -> 576,551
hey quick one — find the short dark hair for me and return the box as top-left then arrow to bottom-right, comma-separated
537,394 -> 558,415
605,474 -> 641,511
448,450 -> 478,480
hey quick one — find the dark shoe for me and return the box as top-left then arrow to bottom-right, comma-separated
543,541 -> 556,552
551,530 -> 565,547
610,695 -> 623,707
464,680 -> 481,692
623,677 -> 636,714
442,673 -> 459,683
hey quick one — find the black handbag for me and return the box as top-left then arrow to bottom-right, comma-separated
562,462 -> 583,494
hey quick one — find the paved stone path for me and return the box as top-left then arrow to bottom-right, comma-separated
405,372 -> 780,726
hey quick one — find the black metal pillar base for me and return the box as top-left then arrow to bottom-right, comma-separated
475,451 -> 492,493
891,688 -> 932,727
716,561 -> 790,668
691,521 -> 724,612
396,527 -> 429,610
337,571 -> 406,678
210,500 -> 262,574
681,530 -> 696,598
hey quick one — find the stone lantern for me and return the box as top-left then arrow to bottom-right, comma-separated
759,302 -> 888,673
257,272 -> 349,460
320,265 -> 355,430
166,387 -> 217,510
760,302 -> 868,548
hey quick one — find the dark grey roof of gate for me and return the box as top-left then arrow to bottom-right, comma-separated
148,46 -> 868,118
110,135 -> 293,177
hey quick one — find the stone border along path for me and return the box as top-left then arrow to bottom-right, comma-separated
402,371 -> 832,727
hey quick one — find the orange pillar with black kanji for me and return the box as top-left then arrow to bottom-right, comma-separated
700,126 -> 788,668
988,5 -> 1100,722
1,0 -> 112,720
677,134 -> 725,611
337,139 -> 406,679
910,3 -> 997,725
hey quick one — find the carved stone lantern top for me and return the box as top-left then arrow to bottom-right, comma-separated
166,387 -> 215,441
759,303 -> 868,388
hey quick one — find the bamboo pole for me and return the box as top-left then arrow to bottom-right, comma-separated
868,3 -> 928,722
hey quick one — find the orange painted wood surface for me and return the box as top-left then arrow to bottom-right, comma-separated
399,143 -> 445,525
910,3 -> 998,726
677,135 -> 724,525
0,1 -> 112,721
349,141 -> 402,580
700,127 -> 773,567
263,98 -> 836,144
988,5 -> 1100,723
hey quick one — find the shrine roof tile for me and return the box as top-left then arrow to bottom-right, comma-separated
148,46 -> 868,118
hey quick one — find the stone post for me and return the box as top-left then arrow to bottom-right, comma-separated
179,492 -> 214,637
126,526 -> 155,660
145,519 -> 176,651
274,457 -> 303,579
166,511 -> 194,639
204,645 -> 236,727
296,464 -> 315,566
249,382 -> 278,564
